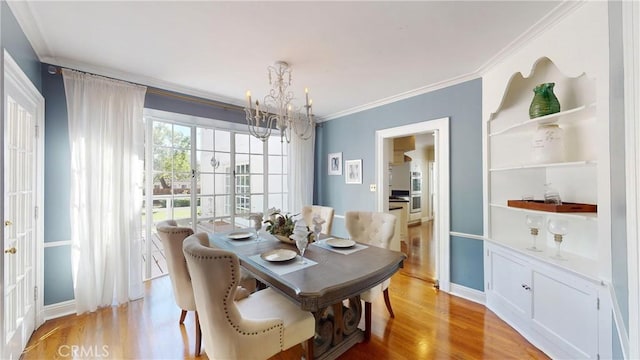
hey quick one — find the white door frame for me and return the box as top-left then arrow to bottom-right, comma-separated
2,50 -> 45,357
624,0 -> 640,358
375,117 -> 450,291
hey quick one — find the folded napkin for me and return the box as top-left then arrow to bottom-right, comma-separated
313,238 -> 368,255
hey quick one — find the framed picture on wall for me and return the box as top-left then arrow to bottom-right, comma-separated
345,159 -> 362,184
328,152 -> 342,175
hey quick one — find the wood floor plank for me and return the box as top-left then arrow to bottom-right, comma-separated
22,273 -> 548,360
23,222 -> 548,359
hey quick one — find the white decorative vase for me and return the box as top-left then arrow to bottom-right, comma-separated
531,124 -> 564,164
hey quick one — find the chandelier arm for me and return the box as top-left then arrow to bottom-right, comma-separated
244,61 -> 315,143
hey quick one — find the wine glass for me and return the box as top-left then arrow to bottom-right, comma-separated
249,213 -> 263,241
548,218 -> 569,260
292,219 -> 310,264
312,215 -> 324,243
525,215 -> 543,252
295,237 -> 309,264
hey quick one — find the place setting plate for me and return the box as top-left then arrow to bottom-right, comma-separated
260,249 -> 297,262
227,231 -> 254,240
326,238 -> 356,248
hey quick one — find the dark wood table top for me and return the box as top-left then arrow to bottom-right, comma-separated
209,230 -> 406,311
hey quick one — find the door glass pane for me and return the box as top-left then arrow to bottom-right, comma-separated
215,130 -> 230,152
269,175 -> 283,193
236,154 -> 249,173
251,195 -> 264,213
197,128 -> 214,151
268,136 -> 282,155
236,133 -> 250,153
268,193 -> 284,211
268,155 -> 282,174
215,195 -> 231,217
250,136 -> 263,154
197,151 -> 215,173
214,174 -> 230,195
198,174 -> 214,195
153,122 -> 172,147
172,197 -> 191,220
250,155 -> 264,173
197,196 -> 215,218
251,175 -> 264,193
173,124 -> 191,148
214,152 -> 231,173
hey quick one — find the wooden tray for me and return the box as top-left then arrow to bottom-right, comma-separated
507,200 -> 597,213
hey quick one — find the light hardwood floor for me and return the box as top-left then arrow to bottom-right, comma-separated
23,223 -> 548,359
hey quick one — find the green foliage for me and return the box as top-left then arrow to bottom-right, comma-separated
264,212 -> 296,237
152,123 -> 195,184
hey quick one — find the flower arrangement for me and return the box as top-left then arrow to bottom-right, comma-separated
264,209 -> 313,243
264,211 -> 297,239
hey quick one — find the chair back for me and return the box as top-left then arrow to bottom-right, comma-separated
156,220 -> 196,311
183,233 -> 284,359
301,205 -> 335,235
345,211 -> 396,249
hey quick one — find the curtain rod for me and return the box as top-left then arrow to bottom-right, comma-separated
46,64 -> 244,113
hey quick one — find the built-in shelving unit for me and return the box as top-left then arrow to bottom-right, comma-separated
483,35 -> 610,358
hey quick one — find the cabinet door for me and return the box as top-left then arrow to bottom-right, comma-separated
531,270 -> 598,359
487,249 -> 531,320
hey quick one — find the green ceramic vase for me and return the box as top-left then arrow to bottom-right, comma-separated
529,83 -> 561,119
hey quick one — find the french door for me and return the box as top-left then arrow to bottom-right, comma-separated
2,52 -> 44,359
142,112 -> 288,279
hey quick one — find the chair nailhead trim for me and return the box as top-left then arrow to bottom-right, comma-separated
184,249 -> 286,349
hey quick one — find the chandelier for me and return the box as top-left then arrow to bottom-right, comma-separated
244,61 -> 315,143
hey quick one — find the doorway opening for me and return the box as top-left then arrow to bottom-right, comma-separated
375,118 -> 450,292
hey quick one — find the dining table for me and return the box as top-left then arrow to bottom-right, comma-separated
208,229 -> 406,360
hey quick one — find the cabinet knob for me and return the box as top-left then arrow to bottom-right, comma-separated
4,247 -> 16,254
521,284 -> 531,291
4,220 -> 12,227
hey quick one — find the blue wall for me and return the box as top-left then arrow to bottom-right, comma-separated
2,1 -> 41,91
316,79 -> 484,290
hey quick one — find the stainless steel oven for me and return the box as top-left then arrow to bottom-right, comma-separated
410,170 -> 421,213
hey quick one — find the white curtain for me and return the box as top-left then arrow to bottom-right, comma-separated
62,69 -> 147,314
288,129 -> 316,215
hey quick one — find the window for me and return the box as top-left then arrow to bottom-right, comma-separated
141,109 -> 288,279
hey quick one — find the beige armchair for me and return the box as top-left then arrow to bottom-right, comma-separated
183,233 -> 315,360
301,205 -> 335,235
156,220 -> 256,356
344,211 -> 397,341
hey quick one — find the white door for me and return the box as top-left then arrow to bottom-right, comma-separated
2,52 -> 43,359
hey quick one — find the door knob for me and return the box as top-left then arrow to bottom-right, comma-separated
4,220 -> 12,227
4,247 -> 16,254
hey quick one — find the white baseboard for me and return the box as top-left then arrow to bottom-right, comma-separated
43,300 -> 76,321
450,283 -> 486,305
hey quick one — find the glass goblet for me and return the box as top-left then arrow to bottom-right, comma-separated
548,218 -> 569,261
525,214 -> 543,252
295,237 -> 309,264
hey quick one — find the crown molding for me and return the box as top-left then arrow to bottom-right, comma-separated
321,71 -> 480,121
41,56 -> 246,108
6,1 -> 53,58
322,0 -> 584,122
475,0 -> 585,76
13,0 -> 584,124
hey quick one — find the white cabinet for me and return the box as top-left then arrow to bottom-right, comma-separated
486,243 -> 601,359
482,3 -> 611,359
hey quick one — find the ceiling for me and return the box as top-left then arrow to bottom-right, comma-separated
9,1 -> 565,120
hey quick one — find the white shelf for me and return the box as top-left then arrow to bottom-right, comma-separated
489,103 -> 596,137
489,160 -> 597,172
489,203 -> 598,221
485,238 -> 601,283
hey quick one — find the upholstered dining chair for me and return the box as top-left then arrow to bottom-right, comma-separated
156,220 -> 257,356
182,232 -> 316,360
301,205 -> 335,235
344,211 -> 397,340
